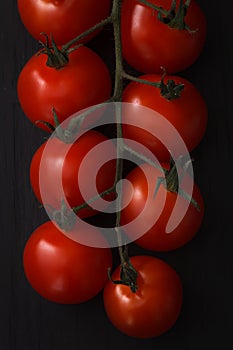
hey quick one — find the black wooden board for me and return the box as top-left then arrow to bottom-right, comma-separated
1,1 -> 232,349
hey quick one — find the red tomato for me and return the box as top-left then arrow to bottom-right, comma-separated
23,221 -> 112,304
103,255 -> 183,338
121,163 -> 204,251
17,46 -> 111,131
30,130 -> 116,218
17,0 -> 111,45
122,74 -> 208,161
121,0 -> 206,73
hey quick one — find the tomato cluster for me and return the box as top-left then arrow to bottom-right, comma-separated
17,0 -> 207,340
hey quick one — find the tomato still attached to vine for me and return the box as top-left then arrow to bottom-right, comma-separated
122,73 -> 208,161
121,162 -> 204,251
17,45 -> 112,131
30,130 -> 116,218
121,0 -> 206,74
16,0 -> 208,340
104,255 -> 183,338
23,221 -> 112,304
17,0 -> 112,45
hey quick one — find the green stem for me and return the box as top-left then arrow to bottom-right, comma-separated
112,2 -> 123,101
62,16 -> 112,52
122,71 -> 161,88
137,0 -> 169,16
112,0 -> 126,265
138,0 -> 195,32
72,185 -> 116,214
123,70 -> 184,100
39,16 -> 112,69
63,98 -> 114,143
111,0 -> 139,293
123,144 -> 164,172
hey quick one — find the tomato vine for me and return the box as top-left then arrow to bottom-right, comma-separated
30,0 -> 204,291
18,0 -> 207,338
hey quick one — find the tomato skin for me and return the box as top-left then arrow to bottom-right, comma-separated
103,255 -> 183,338
17,0 -> 111,45
122,74 -> 208,161
121,0 -> 206,74
30,130 -> 116,218
17,46 -> 111,131
121,163 -> 204,251
23,221 -> 112,304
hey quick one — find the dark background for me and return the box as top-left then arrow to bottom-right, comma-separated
1,1 -> 233,349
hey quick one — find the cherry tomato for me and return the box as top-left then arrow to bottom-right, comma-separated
23,221 -> 112,304
17,46 -> 111,131
103,255 -> 183,338
17,0 -> 111,45
121,0 -> 206,73
122,74 -> 208,161
121,163 -> 204,251
30,130 -> 116,218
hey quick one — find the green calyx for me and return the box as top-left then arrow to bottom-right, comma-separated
36,107 -> 82,144
122,69 -> 184,100
164,157 -> 179,192
157,0 -> 196,33
108,247 -> 138,293
138,0 -> 196,32
38,33 -> 81,69
47,200 -> 77,232
159,68 -> 184,100
153,157 -> 200,211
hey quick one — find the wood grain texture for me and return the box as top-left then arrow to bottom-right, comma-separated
0,1 -> 232,349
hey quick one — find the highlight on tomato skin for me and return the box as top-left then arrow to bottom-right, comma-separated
17,0 -> 112,45
121,0 -> 207,74
103,255 -> 183,338
23,221 -> 113,304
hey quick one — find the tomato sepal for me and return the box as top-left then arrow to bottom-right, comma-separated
159,68 -> 185,100
38,33 -> 82,70
123,69 -> 185,100
154,157 -> 201,212
139,0 -> 197,32
158,0 -> 196,32
108,247 -> 138,293
51,200 -> 77,232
